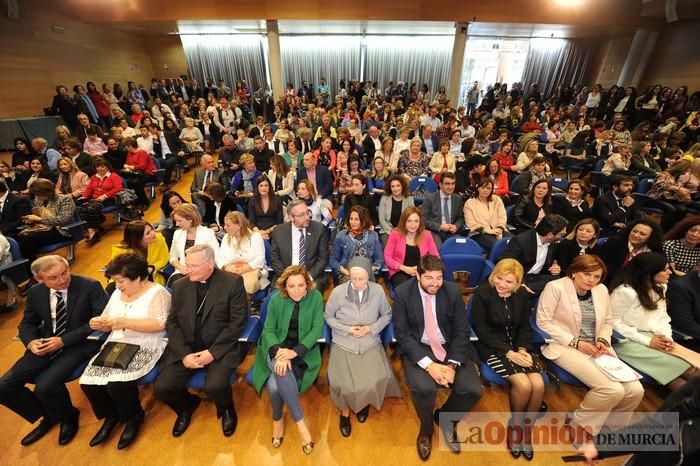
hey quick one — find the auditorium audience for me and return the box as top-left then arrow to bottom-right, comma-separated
377,174 -> 414,243
597,218 -> 664,283
555,218 -> 601,273
421,172 -> 464,248
464,178 -> 510,251
552,180 -> 591,230
593,175 -> 641,235
329,205 -> 383,284
512,179 -> 553,234
78,159 -> 123,243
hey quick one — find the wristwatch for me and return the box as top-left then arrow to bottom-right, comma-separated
446,361 -> 459,371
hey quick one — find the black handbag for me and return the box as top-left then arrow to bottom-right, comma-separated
92,342 -> 139,370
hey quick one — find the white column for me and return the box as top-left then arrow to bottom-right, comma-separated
266,20 -> 283,101
448,23 -> 469,107
496,51 -> 513,84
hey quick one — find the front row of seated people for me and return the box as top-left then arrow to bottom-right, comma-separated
3,247 -> 699,460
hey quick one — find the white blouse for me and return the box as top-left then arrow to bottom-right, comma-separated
610,284 -> 672,346
216,230 -> 269,288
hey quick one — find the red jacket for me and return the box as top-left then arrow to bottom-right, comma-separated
492,151 -> 514,172
127,149 -> 157,175
82,172 -> 123,200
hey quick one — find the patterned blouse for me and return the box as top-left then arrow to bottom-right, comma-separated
577,291 -> 597,343
663,239 -> 700,273
398,151 -> 431,178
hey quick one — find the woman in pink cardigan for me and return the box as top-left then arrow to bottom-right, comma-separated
536,254 -> 644,449
384,206 -> 439,288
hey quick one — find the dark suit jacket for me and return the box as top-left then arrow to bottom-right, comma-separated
248,126 -> 266,139
554,238 -> 600,273
421,191 -> 465,234
392,278 -> 479,365
296,165 -> 333,199
73,151 -> 95,176
270,220 -> 329,282
552,195 -> 592,231
501,229 -> 558,276
18,275 -> 108,349
163,268 -> 247,368
295,137 -> 313,156
203,196 -> 237,227
420,135 -> 440,155
198,121 -> 221,145
251,148 -> 275,172
667,272 -> 700,340
471,285 -> 532,360
361,134 -> 381,164
512,197 -> 553,233
593,192 -> 641,232
0,192 -> 32,236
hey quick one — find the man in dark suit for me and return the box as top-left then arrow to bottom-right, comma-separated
190,154 -> 223,214
296,152 -> 333,199
593,175 -> 641,235
421,172 -> 465,248
186,79 -> 204,101
154,244 -> 247,438
420,125 -> 440,156
0,179 -> 32,237
0,255 -> 108,446
500,214 -> 568,295
250,136 -> 275,173
270,199 -> 329,291
392,255 -> 482,460
667,269 -> 700,347
295,128 -> 313,156
361,126 -> 382,166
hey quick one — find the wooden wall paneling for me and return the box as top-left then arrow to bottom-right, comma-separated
640,22 -> 700,91
595,35 -> 635,88
145,35 -> 190,79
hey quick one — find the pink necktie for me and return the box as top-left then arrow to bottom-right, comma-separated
423,296 -> 446,362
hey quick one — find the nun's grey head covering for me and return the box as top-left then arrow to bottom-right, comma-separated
347,256 -> 372,278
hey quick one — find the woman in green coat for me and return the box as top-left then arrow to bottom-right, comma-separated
252,265 -> 324,455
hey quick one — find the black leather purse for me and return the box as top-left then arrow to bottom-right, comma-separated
92,342 -> 139,370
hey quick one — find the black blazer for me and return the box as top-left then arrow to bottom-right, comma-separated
163,268 -> 247,369
247,196 -> 284,231
198,121 -> 221,145
73,151 -> 95,176
202,196 -> 237,227
667,272 -> 700,340
392,278 -> 479,365
295,137 -> 313,156
251,148 -> 275,172
361,134 -> 380,164
296,165 -> 334,199
593,192 -> 641,232
159,130 -> 185,156
270,220 -> 329,282
552,196 -> 591,231
554,238 -> 600,274
470,284 -> 533,360
597,234 -> 661,283
18,275 -> 108,349
512,197 -> 553,233
501,229 -> 558,276
0,192 -> 32,236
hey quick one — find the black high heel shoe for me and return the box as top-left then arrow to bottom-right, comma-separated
507,419 -> 522,459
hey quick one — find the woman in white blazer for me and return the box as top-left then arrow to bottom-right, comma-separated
536,254 -> 644,446
169,203 -> 219,283
216,211 -> 268,294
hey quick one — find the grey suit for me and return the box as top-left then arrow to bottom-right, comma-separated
190,167 -> 223,214
270,220 -> 329,290
421,191 -> 465,248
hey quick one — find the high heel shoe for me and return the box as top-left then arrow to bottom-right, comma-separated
506,419 -> 522,459
302,441 -> 314,455
271,436 -> 283,448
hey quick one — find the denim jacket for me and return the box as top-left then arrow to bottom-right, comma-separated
329,229 -> 384,278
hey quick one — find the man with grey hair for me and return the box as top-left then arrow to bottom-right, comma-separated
30,137 -> 61,171
270,199 -> 329,290
154,244 -> 247,438
0,255 -> 108,446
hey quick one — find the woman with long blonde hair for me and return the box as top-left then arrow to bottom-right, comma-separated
216,211 -> 268,294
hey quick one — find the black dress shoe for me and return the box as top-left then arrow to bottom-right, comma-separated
21,418 -> 56,446
117,416 -> 143,449
221,409 -> 237,437
433,409 -> 460,454
58,411 -> 80,445
356,405 -> 369,423
89,418 -> 119,447
172,397 -> 200,437
339,415 -> 351,437
416,433 -> 432,461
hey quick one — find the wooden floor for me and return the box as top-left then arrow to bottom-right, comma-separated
0,156 -> 667,465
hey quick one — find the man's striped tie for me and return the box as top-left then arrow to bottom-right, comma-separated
299,229 -> 306,266
54,291 -> 67,337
